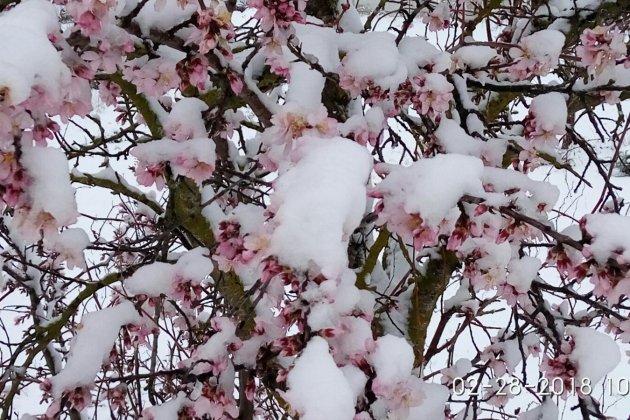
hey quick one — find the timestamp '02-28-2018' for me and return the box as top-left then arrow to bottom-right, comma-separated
451,376 -> 630,398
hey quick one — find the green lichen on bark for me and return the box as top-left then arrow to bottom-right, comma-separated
166,177 -> 256,335
111,74 -> 257,335
408,249 -> 459,368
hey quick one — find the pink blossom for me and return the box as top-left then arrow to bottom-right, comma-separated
339,68 -> 368,97
249,0 -> 306,32
266,50 -> 292,79
125,321 -> 157,348
123,59 -> 181,97
177,55 -> 210,91
171,274 -> 203,309
76,11 -> 101,35
508,30 -> 565,80
373,201 -> 440,250
371,377 -> 425,418
422,2 -> 450,32
227,72 -> 244,94
98,81 -> 121,106
412,73 -> 453,117
172,154 -> 215,185
185,5 -> 234,55
268,107 -> 309,143
213,220 -> 260,271
523,93 -> 566,153
135,161 -> 166,189
305,106 -> 338,138
540,341 -> 578,399
59,77 -> 93,121
576,26 -> 626,75
82,41 -> 122,74
32,119 -> 60,146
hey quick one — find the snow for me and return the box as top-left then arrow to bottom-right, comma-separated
225,204 -> 266,234
187,317 -> 236,375
452,46 -> 498,69
444,281 -> 473,311
285,63 -> 326,111
141,394 -> 187,419
407,382 -> 449,418
21,146 -> 77,224
125,261 -> 177,296
398,36 -> 451,74
369,335 -> 414,384
566,326 -> 620,385
340,364 -> 368,403
574,64 -> 630,90
133,0 -> 197,35
529,92 -> 567,135
546,0 -> 602,17
53,228 -> 91,269
517,399 -> 558,420
268,137 -> 372,278
516,29 -> 565,63
365,107 -> 385,131
0,0 -> 70,105
292,26 -> 453,94
304,277 -> 362,330
444,358 -> 473,381
293,24 -> 341,73
482,167 -> 560,211
124,248 -> 213,297
377,154 -> 485,226
583,214 -> 630,264
340,32 -> 407,90
164,97 -> 209,139
337,2 -> 363,33
131,137 -> 216,185
434,118 -> 506,166
284,337 -> 355,420
506,256 -> 541,294
50,301 -> 141,397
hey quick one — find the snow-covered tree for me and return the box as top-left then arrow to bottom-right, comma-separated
0,0 -> 629,418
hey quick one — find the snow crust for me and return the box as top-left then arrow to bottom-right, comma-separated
269,137 -> 372,278
284,337 -> 355,420
369,335 -> 414,384
434,118 -> 506,166
377,154 -> 485,225
452,46 -> 498,69
583,214 -> 630,265
21,146 -> 77,225
53,228 -> 91,269
50,301 -> 141,397
124,248 -> 213,297
566,326 -> 621,385
517,399 -> 558,420
0,0 -> 70,105
133,0 -> 197,34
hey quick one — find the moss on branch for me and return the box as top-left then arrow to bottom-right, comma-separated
408,249 -> 459,368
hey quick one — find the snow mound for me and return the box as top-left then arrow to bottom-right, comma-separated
284,337 -> 355,420
269,137 -> 372,278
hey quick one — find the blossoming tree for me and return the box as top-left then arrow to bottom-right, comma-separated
1,0 -> 630,418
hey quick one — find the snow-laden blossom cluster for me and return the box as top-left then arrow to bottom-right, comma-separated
508,30 -> 565,80
576,26 -> 627,76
